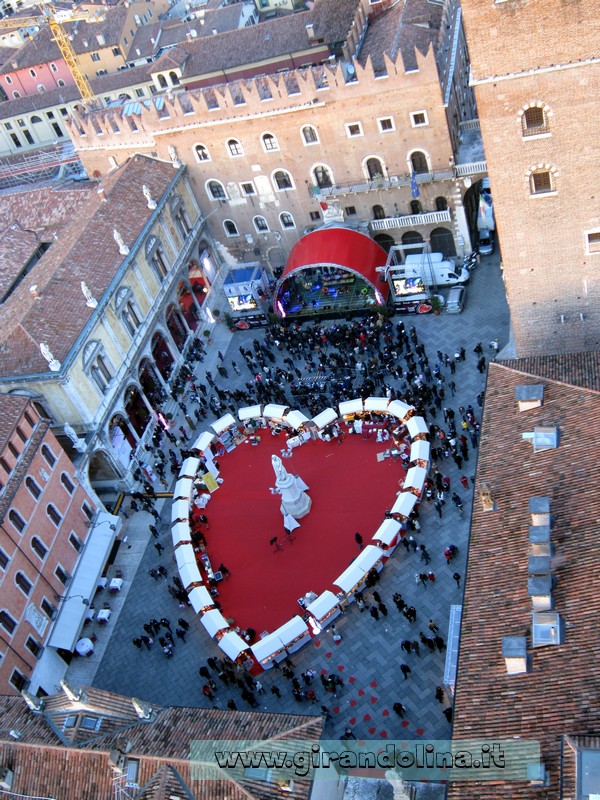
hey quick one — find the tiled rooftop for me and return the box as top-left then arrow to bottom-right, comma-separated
0,393 -> 30,453
448,357 -> 600,800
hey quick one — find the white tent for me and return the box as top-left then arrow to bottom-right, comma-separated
171,520 -> 191,546
175,544 -> 196,571
273,616 -> 310,652
188,585 -> 214,614
219,631 -> 250,661
353,544 -> 384,574
200,609 -> 230,638
404,465 -> 427,494
179,561 -> 201,589
334,562 -> 367,595
238,405 -> 263,421
263,403 -> 289,420
339,398 -> 363,416
388,400 -> 413,422
180,457 -> 201,478
251,631 -> 286,667
410,440 -> 431,463
372,518 -> 402,547
364,396 -> 390,412
192,431 -> 215,452
211,413 -> 237,436
391,492 -> 418,518
285,410 -> 310,430
311,408 -> 337,430
306,590 -> 341,625
171,498 -> 189,522
174,477 -> 193,500
406,416 -> 429,438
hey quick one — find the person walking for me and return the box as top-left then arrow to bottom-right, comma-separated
154,542 -> 164,556
434,499 -> 443,518
271,685 -> 282,699
132,637 -> 142,649
177,618 -> 189,631
378,601 -> 388,617
227,699 -> 238,711
392,592 -> 405,612
160,617 -> 172,632
140,634 -> 152,650
435,686 -> 445,703
175,627 -> 187,642
400,664 -> 411,680
355,532 -> 364,550
393,702 -> 406,718
370,606 -> 380,621
428,619 -> 439,633
453,572 -> 462,587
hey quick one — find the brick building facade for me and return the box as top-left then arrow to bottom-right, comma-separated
460,0 -> 600,356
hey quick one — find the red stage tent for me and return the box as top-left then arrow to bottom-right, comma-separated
278,228 -> 390,300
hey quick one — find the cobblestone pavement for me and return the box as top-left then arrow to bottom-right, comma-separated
67,252 -> 509,742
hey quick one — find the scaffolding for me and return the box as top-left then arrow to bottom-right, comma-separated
0,141 -> 83,190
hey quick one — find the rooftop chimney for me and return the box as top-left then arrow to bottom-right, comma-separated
305,22 -> 316,41
529,496 -> 550,527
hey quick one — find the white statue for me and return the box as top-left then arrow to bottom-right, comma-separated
143,184 -> 157,209
113,228 -> 129,255
272,454 -> 288,484
39,342 -> 61,372
63,423 -> 86,454
271,455 -> 311,519
385,770 -> 413,800
80,281 -> 97,308
168,145 -> 181,169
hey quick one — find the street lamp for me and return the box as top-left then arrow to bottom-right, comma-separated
55,594 -> 90,606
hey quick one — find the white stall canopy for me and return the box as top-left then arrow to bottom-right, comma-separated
211,413 -> 237,436
171,498 -> 189,522
364,397 -> 390,412
192,431 -> 215,452
180,457 -> 200,478
174,477 -> 193,500
372,519 -> 402,546
388,400 -> 413,422
334,562 -> 367,594
339,399 -> 364,416
410,440 -> 431,463
353,544 -> 384,573
175,544 -> 196,571
251,631 -> 286,664
238,405 -> 263,421
306,590 -> 340,621
171,520 -> 191,546
188,585 -> 214,614
274,616 -> 309,647
285,410 -> 310,430
406,416 -> 429,438
405,465 -> 427,494
200,609 -> 230,638
391,492 -> 418,518
311,408 -> 337,430
219,631 -> 250,661
179,561 -> 201,590
263,403 -> 290,419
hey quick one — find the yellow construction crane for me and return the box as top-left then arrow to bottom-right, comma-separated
0,4 -> 106,103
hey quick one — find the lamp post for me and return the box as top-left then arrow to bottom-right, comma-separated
55,594 -> 90,607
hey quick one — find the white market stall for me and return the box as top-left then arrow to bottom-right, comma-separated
263,404 -> 290,423
364,397 -> 390,413
410,440 -> 431,466
171,520 -> 192,547
171,498 -> 190,522
284,410 -> 310,431
406,416 -> 429,439
372,519 -> 402,554
200,609 -> 230,639
174,477 -> 194,500
180,456 -> 201,478
251,630 -> 287,668
188,585 -> 215,614
179,561 -> 202,590
334,562 -> 368,599
238,405 -> 263,422
388,400 -> 414,422
219,630 -> 251,662
211,413 -> 238,436
192,431 -> 215,452
311,408 -> 338,430
391,492 -> 418,519
306,590 -> 342,629
404,465 -> 428,496
339,399 -> 364,417
353,544 -> 385,575
175,544 -> 196,571
273,616 -> 311,654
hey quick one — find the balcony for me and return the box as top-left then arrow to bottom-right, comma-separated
369,209 -> 452,232
309,169 -> 455,199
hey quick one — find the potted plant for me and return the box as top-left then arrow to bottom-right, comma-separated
213,308 -> 221,323
223,311 -> 235,330
429,295 -> 444,315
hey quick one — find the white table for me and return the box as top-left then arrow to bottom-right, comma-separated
109,578 -> 123,592
75,638 -> 94,656
97,609 -> 111,624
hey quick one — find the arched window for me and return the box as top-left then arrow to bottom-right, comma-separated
410,200 -> 423,215
280,212 -> 295,229
207,180 -> 227,201
9,509 -> 25,533
410,150 -> 429,175
41,445 -> 56,467
301,125 -> 318,145
57,79 -> 65,87
37,84 -> 46,93
31,537 -> 47,560
157,74 -> 167,89
15,571 -> 32,596
435,196 -> 448,211
168,71 -> 180,86
84,341 -> 114,394
522,106 -> 549,136
253,216 -> 269,233
121,299 -> 141,337
262,132 -> 279,152
194,143 -> 210,162
313,164 -> 333,188
60,472 -> 75,495
26,476 -> 41,499
12,91 -> 21,99
430,227 -> 457,257
47,504 -> 62,526
227,138 -> 243,157
273,170 -> 293,191
223,220 -> 239,237
365,157 -> 385,180
30,115 -> 42,124
372,205 -> 386,220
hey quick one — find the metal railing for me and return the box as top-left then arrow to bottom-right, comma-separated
369,209 -> 452,231
310,169 -> 456,198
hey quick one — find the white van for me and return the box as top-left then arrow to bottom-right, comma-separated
391,261 -> 469,288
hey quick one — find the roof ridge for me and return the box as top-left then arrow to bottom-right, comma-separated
492,358 -> 600,395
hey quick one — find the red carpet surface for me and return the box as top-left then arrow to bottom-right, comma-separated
200,432 -> 405,634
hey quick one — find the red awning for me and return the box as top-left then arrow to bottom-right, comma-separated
280,228 -> 389,299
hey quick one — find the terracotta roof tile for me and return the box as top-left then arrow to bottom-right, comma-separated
501,351 -> 600,392
0,393 -> 30,453
448,357 -> 600,800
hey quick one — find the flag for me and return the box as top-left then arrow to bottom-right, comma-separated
410,171 -> 420,199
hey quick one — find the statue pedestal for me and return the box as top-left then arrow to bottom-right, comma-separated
280,476 -> 312,519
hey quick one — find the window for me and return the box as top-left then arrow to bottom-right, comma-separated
60,473 -> 75,495
522,106 -> 548,136
112,46 -> 120,56
309,211 -> 321,221
0,610 -> 17,635
25,637 -> 42,657
207,180 -> 227,201
91,353 -> 113,393
29,68 -> 36,78
15,571 -> 32,597
82,502 -> 94,521
55,564 -> 69,585
227,138 -> 243,157
16,426 -> 27,444
273,170 -> 293,191
9,510 -> 25,534
253,216 -> 269,233
41,445 -> 56,467
47,504 -> 62,526
41,598 -> 55,618
135,88 -> 145,98
194,143 -> 210,162
57,80 -> 65,88
90,53 -> 100,62
125,758 -> 140,788
280,212 -> 295,229
81,716 -> 102,731
223,220 -> 239,237
261,133 -> 279,152
410,200 -> 423,215
24,411 -> 35,427
121,300 -> 141,337
410,111 -> 428,127
12,92 -> 21,101
410,151 -> 429,175
26,477 -> 41,499
586,231 -> 600,254
31,537 -> 47,560
301,125 -> 318,145
0,548 -> 9,570
8,442 -> 19,459
10,669 -> 28,691
69,532 -> 82,552
365,157 -> 385,180
313,165 -> 333,188
373,205 -> 386,220
345,122 -> 363,138
50,63 -> 58,72
435,196 -> 448,211
240,182 -> 255,196
378,117 -> 395,132
530,170 -> 553,195
5,76 -> 11,85
345,206 -> 357,216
